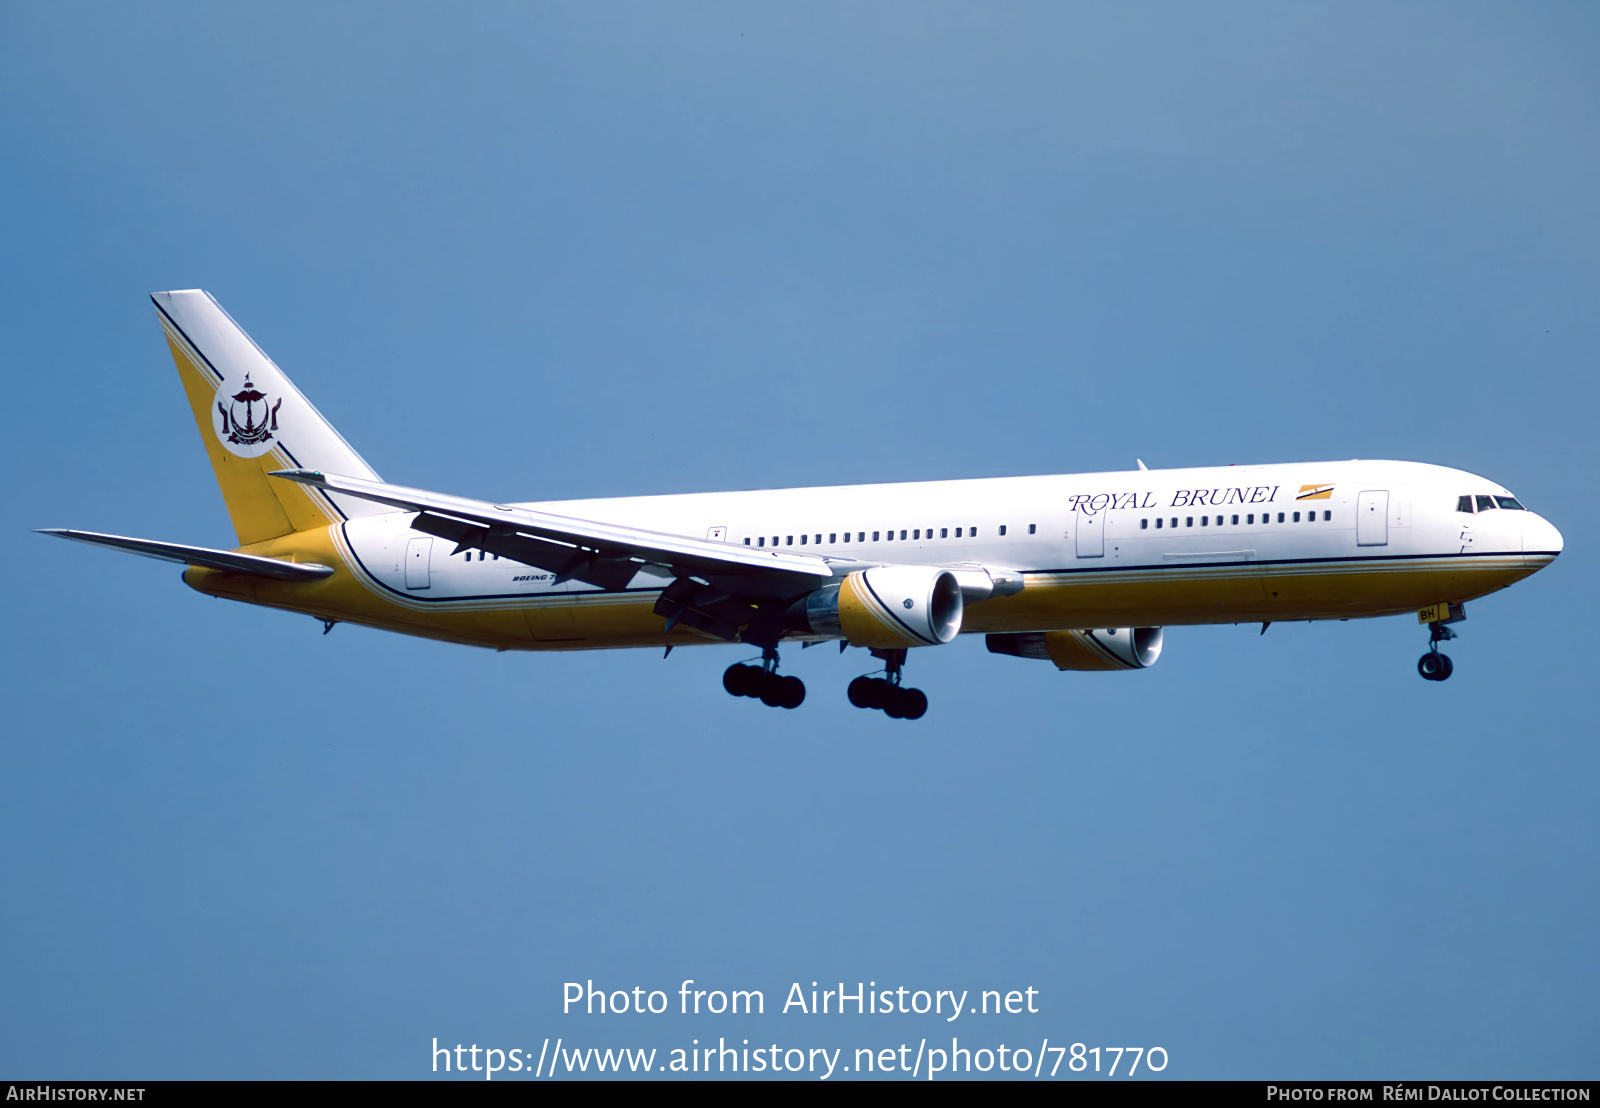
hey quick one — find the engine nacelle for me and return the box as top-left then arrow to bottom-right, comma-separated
803,566 -> 964,647
987,627 -> 1163,671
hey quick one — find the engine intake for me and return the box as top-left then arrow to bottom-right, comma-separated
803,567 -> 964,647
987,627 -> 1163,671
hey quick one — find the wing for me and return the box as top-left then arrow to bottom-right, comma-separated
37,529 -> 335,581
269,467 -> 839,590
267,470 -> 1024,644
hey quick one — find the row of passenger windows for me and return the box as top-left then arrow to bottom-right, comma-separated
743,524 -> 1038,547
1457,495 -> 1526,513
1141,510 -> 1331,529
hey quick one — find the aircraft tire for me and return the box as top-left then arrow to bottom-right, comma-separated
900,688 -> 928,720
778,675 -> 806,709
1418,653 -> 1444,681
848,676 -> 879,709
882,689 -> 908,719
724,663 -> 759,697
1436,654 -> 1453,681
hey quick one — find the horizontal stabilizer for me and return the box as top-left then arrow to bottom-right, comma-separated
37,529 -> 334,581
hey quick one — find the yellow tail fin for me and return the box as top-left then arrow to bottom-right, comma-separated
152,290 -> 387,545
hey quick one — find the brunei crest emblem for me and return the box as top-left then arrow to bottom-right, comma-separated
212,375 -> 284,458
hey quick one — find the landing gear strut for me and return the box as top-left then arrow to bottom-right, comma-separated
847,648 -> 929,720
723,647 -> 805,709
1418,617 -> 1458,682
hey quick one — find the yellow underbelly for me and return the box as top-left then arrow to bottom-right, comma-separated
185,524 -> 1543,651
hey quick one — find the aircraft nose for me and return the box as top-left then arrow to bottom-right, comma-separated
1522,513 -> 1563,560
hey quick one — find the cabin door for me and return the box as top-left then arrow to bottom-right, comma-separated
1356,491 -> 1388,547
405,536 -> 433,589
1076,510 -> 1104,557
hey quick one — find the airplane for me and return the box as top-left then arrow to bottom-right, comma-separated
40,290 -> 1564,720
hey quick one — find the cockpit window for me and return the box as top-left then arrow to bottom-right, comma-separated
1456,496 -> 1474,513
1495,496 -> 1526,511
1475,495 -> 1497,512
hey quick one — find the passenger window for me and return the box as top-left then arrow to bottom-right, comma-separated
1029,524 -> 1037,534
941,528 -> 948,538
858,532 -> 865,542
999,525 -> 1007,536
1186,517 -> 1193,527
786,536 -> 793,545
1170,518 -> 1177,529
872,531 -> 880,541
744,537 -> 751,545
1231,514 -> 1239,525
1141,519 -> 1148,529
885,530 -> 893,541
1476,496 -> 1496,512
971,527 -> 978,536
1201,516 -> 1208,526
798,534 -> 806,544
1458,495 -> 1475,513
829,533 -> 837,543
1277,512 -> 1284,522
1155,518 -> 1163,529
1323,511 -> 1330,521
1247,514 -> 1254,524
758,537 -> 765,547
1293,511 -> 1300,522
815,534 -> 821,544
900,530 -> 907,540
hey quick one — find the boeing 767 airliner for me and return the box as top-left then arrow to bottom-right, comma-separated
39,291 -> 1563,719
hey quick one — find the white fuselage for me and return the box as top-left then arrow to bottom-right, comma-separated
334,459 -> 1559,638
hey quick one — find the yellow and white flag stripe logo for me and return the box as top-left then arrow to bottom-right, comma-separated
1296,483 -> 1335,500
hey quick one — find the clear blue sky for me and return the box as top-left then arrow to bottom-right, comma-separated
2,1 -> 1595,1080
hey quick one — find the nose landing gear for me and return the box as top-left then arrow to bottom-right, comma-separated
1417,608 -> 1462,682
723,647 -> 805,709
1417,650 -> 1453,681
846,648 -> 929,720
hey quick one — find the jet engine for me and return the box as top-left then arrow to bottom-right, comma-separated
986,627 -> 1163,671
801,566 -> 964,648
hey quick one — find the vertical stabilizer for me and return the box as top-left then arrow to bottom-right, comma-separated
152,290 -> 388,545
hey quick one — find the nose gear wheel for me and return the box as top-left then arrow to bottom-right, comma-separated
1417,652 -> 1453,681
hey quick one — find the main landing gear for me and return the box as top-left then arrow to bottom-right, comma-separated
847,649 -> 929,720
1418,612 -> 1461,682
723,647 -> 806,709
